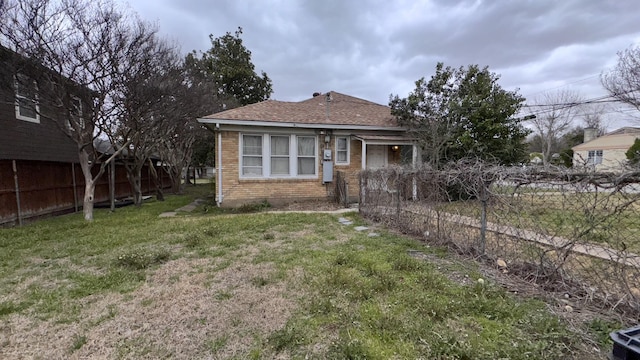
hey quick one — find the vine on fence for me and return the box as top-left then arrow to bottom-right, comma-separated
360,161 -> 640,317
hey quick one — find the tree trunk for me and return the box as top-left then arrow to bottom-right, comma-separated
148,160 -> 164,201
83,180 -> 95,221
133,168 -> 142,206
78,150 -> 96,221
125,164 -> 144,207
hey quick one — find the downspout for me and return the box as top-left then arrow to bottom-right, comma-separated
216,123 -> 223,206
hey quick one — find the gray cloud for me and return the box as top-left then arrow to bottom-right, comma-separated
125,0 -> 640,127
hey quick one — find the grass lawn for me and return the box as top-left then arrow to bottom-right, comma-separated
0,186 -> 613,359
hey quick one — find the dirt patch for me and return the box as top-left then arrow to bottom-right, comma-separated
0,257 -> 301,359
269,200 -> 350,212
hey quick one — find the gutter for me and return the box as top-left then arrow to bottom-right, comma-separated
197,118 -> 405,132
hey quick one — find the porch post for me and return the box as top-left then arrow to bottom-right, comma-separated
361,141 -> 367,170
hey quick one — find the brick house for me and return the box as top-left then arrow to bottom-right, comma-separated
572,127 -> 640,171
198,91 -> 419,207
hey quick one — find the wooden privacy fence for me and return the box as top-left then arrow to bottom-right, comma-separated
0,159 -> 171,225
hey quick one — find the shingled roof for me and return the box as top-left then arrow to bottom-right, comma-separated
199,91 -> 400,128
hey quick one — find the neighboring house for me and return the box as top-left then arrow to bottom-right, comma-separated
572,127 -> 640,171
0,46 -> 82,224
0,46 -> 167,225
198,91 -> 419,207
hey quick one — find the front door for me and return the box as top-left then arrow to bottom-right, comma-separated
366,145 -> 388,169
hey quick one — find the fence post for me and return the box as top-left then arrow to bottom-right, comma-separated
396,187 -> 401,224
360,172 -> 365,208
12,160 -> 22,226
109,160 -> 115,211
479,182 -> 489,255
71,163 -> 78,213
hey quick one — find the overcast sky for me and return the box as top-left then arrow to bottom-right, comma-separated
124,0 -> 640,128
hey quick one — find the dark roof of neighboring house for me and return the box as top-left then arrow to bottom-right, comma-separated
199,91 -> 399,128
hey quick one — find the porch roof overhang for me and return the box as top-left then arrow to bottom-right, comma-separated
352,134 -> 415,145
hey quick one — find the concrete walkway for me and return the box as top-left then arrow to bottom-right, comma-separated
159,199 -> 206,218
159,200 -> 358,218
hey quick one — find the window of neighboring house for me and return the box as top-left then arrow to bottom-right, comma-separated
242,134 -> 263,176
297,136 -> 316,175
335,136 -> 350,165
14,74 -> 40,123
239,133 -> 317,178
270,135 -> 290,175
588,150 -> 603,165
66,96 -> 84,131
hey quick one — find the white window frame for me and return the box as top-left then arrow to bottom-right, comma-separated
270,135 -> 290,176
588,150 -> 603,165
241,134 -> 264,176
335,135 -> 350,165
14,74 -> 40,123
238,133 -> 318,179
66,95 -> 85,131
296,135 -> 317,176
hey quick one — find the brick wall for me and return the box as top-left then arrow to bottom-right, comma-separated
216,130 -> 414,206
218,131 -> 366,207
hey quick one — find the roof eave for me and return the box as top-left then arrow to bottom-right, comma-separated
197,118 -> 406,131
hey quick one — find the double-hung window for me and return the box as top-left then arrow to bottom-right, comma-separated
15,74 -> 40,123
240,134 -> 317,178
242,135 -> 263,176
297,136 -> 316,175
66,96 -> 84,131
270,135 -> 290,175
335,136 -> 349,165
588,150 -> 603,165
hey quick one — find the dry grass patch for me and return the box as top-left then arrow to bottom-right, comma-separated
0,257 -> 299,359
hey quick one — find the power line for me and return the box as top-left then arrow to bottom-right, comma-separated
522,73 -> 602,99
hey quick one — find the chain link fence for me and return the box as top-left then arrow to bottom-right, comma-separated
359,161 -> 640,316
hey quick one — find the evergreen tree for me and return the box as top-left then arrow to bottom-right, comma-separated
390,63 -> 530,166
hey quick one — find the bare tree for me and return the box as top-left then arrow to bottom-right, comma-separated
102,28 -> 181,206
0,0 -> 156,220
581,103 -> 608,136
153,54 -> 222,194
602,45 -> 640,116
529,90 -> 583,165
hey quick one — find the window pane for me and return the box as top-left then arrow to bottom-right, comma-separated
243,156 -> 262,166
271,158 -> 289,175
297,137 -> 315,156
243,135 -> 262,155
243,166 -> 262,176
271,136 -> 289,156
298,158 -> 315,175
337,151 -> 347,162
242,135 -> 263,176
337,137 -> 347,151
18,98 -> 37,118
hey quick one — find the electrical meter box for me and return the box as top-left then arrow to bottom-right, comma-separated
322,149 -> 333,183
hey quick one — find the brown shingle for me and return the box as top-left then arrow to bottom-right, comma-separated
201,91 -> 399,128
